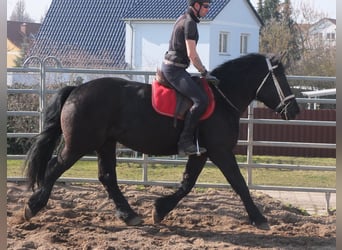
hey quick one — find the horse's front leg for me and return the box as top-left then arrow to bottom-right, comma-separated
153,154 -> 207,223
209,150 -> 269,229
97,142 -> 142,226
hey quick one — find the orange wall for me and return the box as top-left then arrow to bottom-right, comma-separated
7,40 -> 20,67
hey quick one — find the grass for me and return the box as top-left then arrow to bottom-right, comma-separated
7,155 -> 336,188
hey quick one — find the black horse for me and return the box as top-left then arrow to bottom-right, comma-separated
24,53 -> 299,229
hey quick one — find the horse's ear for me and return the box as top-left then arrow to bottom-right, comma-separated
279,51 -> 287,62
270,51 -> 287,64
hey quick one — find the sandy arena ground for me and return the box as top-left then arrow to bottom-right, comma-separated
7,182 -> 336,249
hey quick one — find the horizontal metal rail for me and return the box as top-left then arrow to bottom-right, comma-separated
7,154 -> 336,172
7,177 -> 336,194
240,118 -> 335,126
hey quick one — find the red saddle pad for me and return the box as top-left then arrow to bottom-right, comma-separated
151,78 -> 215,120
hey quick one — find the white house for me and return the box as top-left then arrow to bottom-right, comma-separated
308,18 -> 336,48
29,0 -> 262,71
124,0 -> 262,72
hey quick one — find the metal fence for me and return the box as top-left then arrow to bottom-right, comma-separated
6,60 -> 336,211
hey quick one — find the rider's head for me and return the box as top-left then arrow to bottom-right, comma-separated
188,0 -> 211,18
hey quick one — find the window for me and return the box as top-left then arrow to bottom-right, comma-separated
326,33 -> 336,41
240,34 -> 249,54
219,32 -> 229,54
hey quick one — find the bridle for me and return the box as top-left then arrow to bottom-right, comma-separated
211,57 -> 295,118
255,58 -> 295,116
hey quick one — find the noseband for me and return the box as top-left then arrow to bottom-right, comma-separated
256,58 -> 295,114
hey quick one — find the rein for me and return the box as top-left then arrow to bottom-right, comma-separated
256,58 -> 295,111
209,80 -> 240,113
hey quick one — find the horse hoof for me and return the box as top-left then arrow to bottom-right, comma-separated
126,216 -> 143,226
23,204 -> 33,221
256,222 -> 270,230
152,208 -> 162,224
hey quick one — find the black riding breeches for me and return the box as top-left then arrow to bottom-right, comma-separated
161,63 -> 209,120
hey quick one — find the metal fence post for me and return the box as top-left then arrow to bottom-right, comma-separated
22,56 -> 62,132
23,56 -> 43,132
142,154 -> 148,182
246,101 -> 255,186
325,192 -> 331,213
41,56 -> 62,130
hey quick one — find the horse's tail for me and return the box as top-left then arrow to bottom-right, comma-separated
24,86 -> 76,191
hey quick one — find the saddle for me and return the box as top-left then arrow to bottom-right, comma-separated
152,69 -> 215,126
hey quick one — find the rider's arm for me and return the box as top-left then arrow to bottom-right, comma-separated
185,39 -> 207,75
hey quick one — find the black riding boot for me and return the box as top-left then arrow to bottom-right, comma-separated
178,111 -> 206,156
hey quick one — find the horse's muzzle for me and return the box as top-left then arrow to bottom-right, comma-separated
277,99 -> 300,120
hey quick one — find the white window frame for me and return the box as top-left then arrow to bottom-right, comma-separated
240,33 -> 249,55
219,31 -> 230,55
326,32 -> 336,41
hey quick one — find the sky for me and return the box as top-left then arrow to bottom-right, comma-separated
250,0 -> 336,21
7,0 -> 336,23
7,0 -> 52,22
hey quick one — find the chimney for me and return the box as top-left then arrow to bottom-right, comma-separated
20,23 -> 27,35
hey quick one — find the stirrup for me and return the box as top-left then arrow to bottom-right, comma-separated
178,144 -> 207,157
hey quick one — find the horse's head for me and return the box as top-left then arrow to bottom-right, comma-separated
210,53 -> 300,120
254,53 -> 300,120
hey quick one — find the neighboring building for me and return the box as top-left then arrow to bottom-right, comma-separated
7,21 -> 41,67
308,18 -> 336,48
29,0 -> 262,70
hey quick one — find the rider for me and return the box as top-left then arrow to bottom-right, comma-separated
161,0 -> 211,156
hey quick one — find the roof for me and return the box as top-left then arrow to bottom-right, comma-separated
310,18 -> 336,31
29,0 -> 261,69
30,0 -> 138,68
7,21 -> 41,48
122,0 -> 231,20
122,0 -> 262,24
317,18 -> 336,26
327,18 -> 336,25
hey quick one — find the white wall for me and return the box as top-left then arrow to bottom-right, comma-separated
208,0 -> 261,69
126,22 -> 173,71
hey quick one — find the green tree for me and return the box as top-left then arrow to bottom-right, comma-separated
258,0 -> 336,76
260,0 -> 281,21
257,0 -> 264,20
290,2 -> 336,76
259,0 -> 300,70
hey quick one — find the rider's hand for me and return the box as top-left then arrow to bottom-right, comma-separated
200,69 -> 208,77
205,72 -> 219,85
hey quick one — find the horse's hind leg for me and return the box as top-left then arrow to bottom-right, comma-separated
153,155 -> 207,223
24,149 -> 81,220
97,141 -> 142,226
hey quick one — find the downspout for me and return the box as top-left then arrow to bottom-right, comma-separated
128,20 -> 134,70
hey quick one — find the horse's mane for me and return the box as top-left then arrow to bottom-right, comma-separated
211,53 -> 266,79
